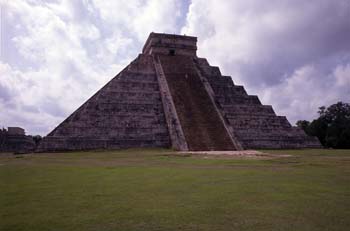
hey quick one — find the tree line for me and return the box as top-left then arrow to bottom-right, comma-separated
297,102 -> 350,149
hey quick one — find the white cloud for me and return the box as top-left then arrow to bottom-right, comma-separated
132,0 -> 181,40
0,62 -> 62,134
260,64 -> 350,124
1,0 -> 186,135
334,64 -> 350,87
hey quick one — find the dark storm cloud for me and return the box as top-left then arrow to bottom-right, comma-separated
183,0 -> 350,123
0,84 -> 12,101
239,0 -> 350,87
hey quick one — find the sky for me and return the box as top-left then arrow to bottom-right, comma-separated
0,0 -> 349,136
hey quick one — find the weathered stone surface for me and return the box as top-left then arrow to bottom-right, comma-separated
194,58 -> 321,149
38,54 -> 170,151
143,33 -> 197,56
158,55 -> 237,151
38,32 -> 321,151
0,128 -> 35,153
153,56 -> 188,151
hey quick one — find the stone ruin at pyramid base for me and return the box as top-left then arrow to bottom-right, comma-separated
1,127 -> 36,153
38,33 -> 321,152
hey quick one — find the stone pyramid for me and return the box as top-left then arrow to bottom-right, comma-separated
38,32 -> 321,151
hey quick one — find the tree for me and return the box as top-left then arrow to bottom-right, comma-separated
296,120 -> 310,133
298,102 -> 350,149
32,135 -> 42,147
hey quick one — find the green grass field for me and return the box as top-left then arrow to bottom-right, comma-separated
1,149 -> 349,231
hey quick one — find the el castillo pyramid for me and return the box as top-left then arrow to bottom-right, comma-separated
38,32 -> 321,151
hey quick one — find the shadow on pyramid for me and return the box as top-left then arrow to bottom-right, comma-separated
38,32 -> 321,152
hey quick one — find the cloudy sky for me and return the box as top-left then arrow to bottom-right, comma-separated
1,0 -> 349,135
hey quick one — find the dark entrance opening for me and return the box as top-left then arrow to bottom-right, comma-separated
169,49 -> 175,56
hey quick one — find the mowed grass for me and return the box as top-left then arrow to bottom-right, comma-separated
0,149 -> 349,231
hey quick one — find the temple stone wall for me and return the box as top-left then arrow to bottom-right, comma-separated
194,57 -> 321,149
38,32 -> 321,152
38,55 -> 170,151
0,128 -> 35,153
143,33 -> 197,56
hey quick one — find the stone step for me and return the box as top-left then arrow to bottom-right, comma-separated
216,95 -> 261,105
227,115 -> 291,128
159,55 -> 236,151
222,104 -> 275,114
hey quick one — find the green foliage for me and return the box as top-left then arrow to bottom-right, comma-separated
296,101 -> 350,149
32,135 -> 42,146
296,120 -> 310,131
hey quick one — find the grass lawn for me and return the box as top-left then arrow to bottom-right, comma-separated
1,148 -> 349,231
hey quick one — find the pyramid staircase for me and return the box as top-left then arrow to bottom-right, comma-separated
158,55 -> 237,150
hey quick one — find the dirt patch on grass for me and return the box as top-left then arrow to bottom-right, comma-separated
0,149 -> 293,169
176,150 -> 291,159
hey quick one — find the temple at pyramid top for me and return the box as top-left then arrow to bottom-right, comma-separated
142,32 -> 197,56
38,32 -> 321,152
